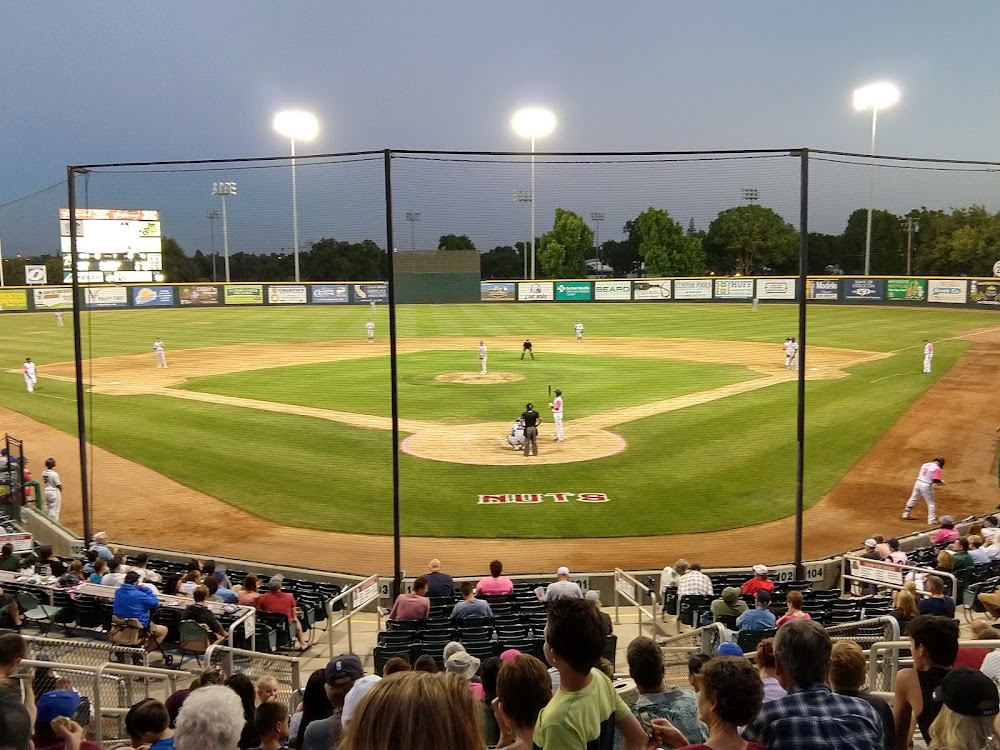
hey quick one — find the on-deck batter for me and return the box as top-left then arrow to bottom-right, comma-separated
902,456 -> 945,524
549,388 -> 564,442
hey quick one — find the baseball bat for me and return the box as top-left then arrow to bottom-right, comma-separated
548,384 -> 552,400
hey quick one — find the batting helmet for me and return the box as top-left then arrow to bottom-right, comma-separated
554,389 -> 562,396
526,403 -> 533,411
45,458 -> 55,468
935,456 -> 946,467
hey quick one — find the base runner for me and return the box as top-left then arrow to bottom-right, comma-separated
902,456 -> 945,524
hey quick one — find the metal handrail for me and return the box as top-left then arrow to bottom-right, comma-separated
613,568 -> 665,640
867,638 -> 1000,694
842,554 -> 958,600
326,574 -> 381,658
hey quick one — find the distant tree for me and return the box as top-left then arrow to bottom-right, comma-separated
631,207 -> 706,276
437,234 -> 476,252
703,205 -> 798,275
840,208 -> 905,274
304,238 -> 387,281
480,245 -> 524,279
537,209 -> 593,278
601,238 -> 640,277
909,205 -> 1000,276
161,237 -> 198,282
806,233 -> 844,274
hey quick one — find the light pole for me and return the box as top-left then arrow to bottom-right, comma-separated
511,107 -> 556,280
405,212 -> 421,251
211,183 -> 236,282
853,81 -> 901,276
514,189 -> 532,279
590,211 -> 604,266
273,110 -> 319,282
901,216 -> 919,276
206,210 -> 220,282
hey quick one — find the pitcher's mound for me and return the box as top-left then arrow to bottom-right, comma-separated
435,371 -> 524,385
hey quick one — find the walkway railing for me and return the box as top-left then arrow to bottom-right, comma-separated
613,568 -> 665,640
841,555 -> 958,600
867,637 -> 1000,696
326,573 -> 381,658
206,643 -> 302,706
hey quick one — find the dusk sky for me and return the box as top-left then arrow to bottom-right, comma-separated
3,1 -> 1000,255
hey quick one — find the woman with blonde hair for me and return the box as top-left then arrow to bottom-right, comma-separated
339,671 -> 486,750
890,589 -> 919,634
928,668 -> 999,750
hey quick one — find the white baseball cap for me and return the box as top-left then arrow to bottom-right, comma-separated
342,675 -> 381,728
752,564 -> 768,576
557,566 -> 570,576
864,538 -> 877,548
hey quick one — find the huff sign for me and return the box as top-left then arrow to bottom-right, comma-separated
478,492 -> 609,505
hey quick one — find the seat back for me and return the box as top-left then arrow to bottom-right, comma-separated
717,614 -> 738,630
736,628 -> 776,653
110,616 -> 146,646
179,620 -> 212,653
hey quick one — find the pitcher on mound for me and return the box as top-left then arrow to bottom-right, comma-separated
902,456 -> 945,524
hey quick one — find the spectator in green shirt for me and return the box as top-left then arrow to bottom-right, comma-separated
950,537 -> 974,571
710,587 -> 748,622
0,544 -> 21,572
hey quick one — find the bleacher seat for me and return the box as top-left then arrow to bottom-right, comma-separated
736,628 -> 776,653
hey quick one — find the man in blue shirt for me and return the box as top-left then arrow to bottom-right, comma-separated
736,590 -> 777,631
113,571 -> 167,651
89,531 -> 114,561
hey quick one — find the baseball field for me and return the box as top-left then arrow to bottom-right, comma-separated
1,301 -> 999,574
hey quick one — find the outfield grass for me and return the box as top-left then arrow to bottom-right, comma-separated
0,303 -> 990,538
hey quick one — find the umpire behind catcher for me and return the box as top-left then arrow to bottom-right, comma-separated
521,402 -> 541,457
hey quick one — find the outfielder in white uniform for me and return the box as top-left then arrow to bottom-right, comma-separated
478,341 -> 488,374
507,419 -> 526,450
153,338 -> 168,368
752,297 -> 760,312
785,338 -> 799,370
923,340 -> 934,374
574,321 -> 584,343
370,300 -> 376,316
549,389 -> 564,442
23,358 -> 36,393
55,311 -> 63,327
366,321 -> 375,342
902,456 -> 945,524
42,457 -> 62,522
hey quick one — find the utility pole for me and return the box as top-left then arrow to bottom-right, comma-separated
901,216 -> 919,275
206,210 -> 221,283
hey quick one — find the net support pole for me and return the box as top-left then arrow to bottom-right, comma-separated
384,150 -> 403,599
67,167 -> 93,546
794,148 -> 809,578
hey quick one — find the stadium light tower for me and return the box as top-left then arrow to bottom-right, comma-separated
590,211 -> 604,265
405,212 -> 421,251
853,81 -> 901,276
511,107 -> 556,280
206,210 -> 221,282
273,110 -> 320,282
514,189 -> 532,279
211,182 -> 236,282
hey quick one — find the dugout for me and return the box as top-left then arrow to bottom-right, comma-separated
393,249 -> 480,303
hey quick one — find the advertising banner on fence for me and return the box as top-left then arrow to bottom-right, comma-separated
33,288 -> 74,309
970,279 -> 1000,306
267,285 -> 307,304
673,279 -> 713,300
714,278 -> 755,299
517,282 -> 553,301
927,279 -> 968,304
633,280 -> 671,300
555,282 -> 592,301
481,282 -> 516,301
594,280 -> 632,300
224,285 -> 264,305
132,286 -> 174,307
179,285 -> 219,305
807,279 -> 839,300
24,265 -> 47,285
311,284 -> 349,304
353,283 -> 388,302
84,287 -> 128,308
756,278 -> 797,300
0,290 -> 28,311
844,278 -> 885,300
887,278 -> 927,301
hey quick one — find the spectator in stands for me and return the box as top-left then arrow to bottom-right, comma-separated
0,690 -> 31,750
173,685 -> 246,750
237,575 -> 261,607
256,676 -> 279,705
35,546 -> 65,577
88,558 -> 107,584
0,543 -> 20,572
886,538 -> 908,565
132,552 -> 161,584
66,560 -> 84,580
451,581 -> 492,619
736,590 -> 776,631
0,633 -> 34,725
623,636 -> 707,747
165,667 -> 224,728
340,675 -> 381,732
687,656 -> 766,750
755,638 -> 787,703
687,654 -> 711,692
741,564 -> 774,595
223,673 -> 260,750
539,567 -> 583,601
387,576 -> 430,621
177,570 -> 201,596
89,532 -> 114,561
203,576 -> 223,602
979,580 -> 1000,619
102,558 -> 131,588
339,672 -> 485,750
677,562 -> 714,597
933,516 -> 959,545
933,550 -> 955,576
382,657 -> 410,676
861,538 -> 880,560
953,620 -> 1000,670
829,640 -> 895,750
446,651 -> 484,699
301,654 -> 363,750
535,598 -> 653,750
982,515 -> 1000,542
202,560 -> 231,589
480,657 -> 502,746
710,586 -> 747,623
113,571 -> 168,652
257,575 -> 309,650
253,701 -> 289,750
775,590 -> 811,628
0,584 -> 22,629
927,667 -> 999,750
660,559 -> 683,595
477,559 -> 514,596
161,575 -> 180,597
414,655 -> 438,672
181,585 -> 227,643
493,654 -> 551,750
917,575 -> 956,617
969,535 -> 991,566
127,698 -> 174,750
209,575 -> 238,604
743,619 -> 883,750
32,690 -> 101,750
424,559 -> 455,599
890,588 -> 919,634
873,535 -> 892,560
585,590 -> 614,635
289,669 -> 330,750
82,550 -> 99,576
893,614 -> 959,749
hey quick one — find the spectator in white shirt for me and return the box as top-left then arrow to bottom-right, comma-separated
982,516 -> 1000,542
538,567 -> 582,602
101,557 -> 128,587
677,562 -> 714,597
969,535 -> 991,566
886,538 -> 908,565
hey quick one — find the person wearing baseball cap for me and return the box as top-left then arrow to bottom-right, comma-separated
341,675 -> 382,729
538,567 -> 582,602
34,690 -> 101,750
862,539 -> 880,560
711,586 -> 749,623
301,654 -> 364,750
736,590 -> 776,632
716,642 -> 744,657
928,667 -> 999,749
741,564 -> 774,595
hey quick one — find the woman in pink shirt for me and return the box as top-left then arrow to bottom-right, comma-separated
476,560 -> 514,596
238,574 -> 261,607
775,590 -> 812,628
933,516 -> 959,545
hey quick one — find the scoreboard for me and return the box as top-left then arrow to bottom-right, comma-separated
59,208 -> 165,283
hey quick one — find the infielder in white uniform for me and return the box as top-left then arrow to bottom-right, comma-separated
785,338 -> 799,370
478,340 -> 488,374
507,418 -> 526,450
366,320 -> 375,342
549,389 -> 564,442
902,456 -> 945,524
751,297 -> 759,312
923,339 -> 934,374
55,311 -> 63,327
153,338 -> 168,368
370,300 -> 377,316
23,358 -> 36,393
42,457 -> 62,522
574,321 -> 584,343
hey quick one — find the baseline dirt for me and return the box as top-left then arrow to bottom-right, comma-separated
436,371 -> 524,384
14,334 -> 997,574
